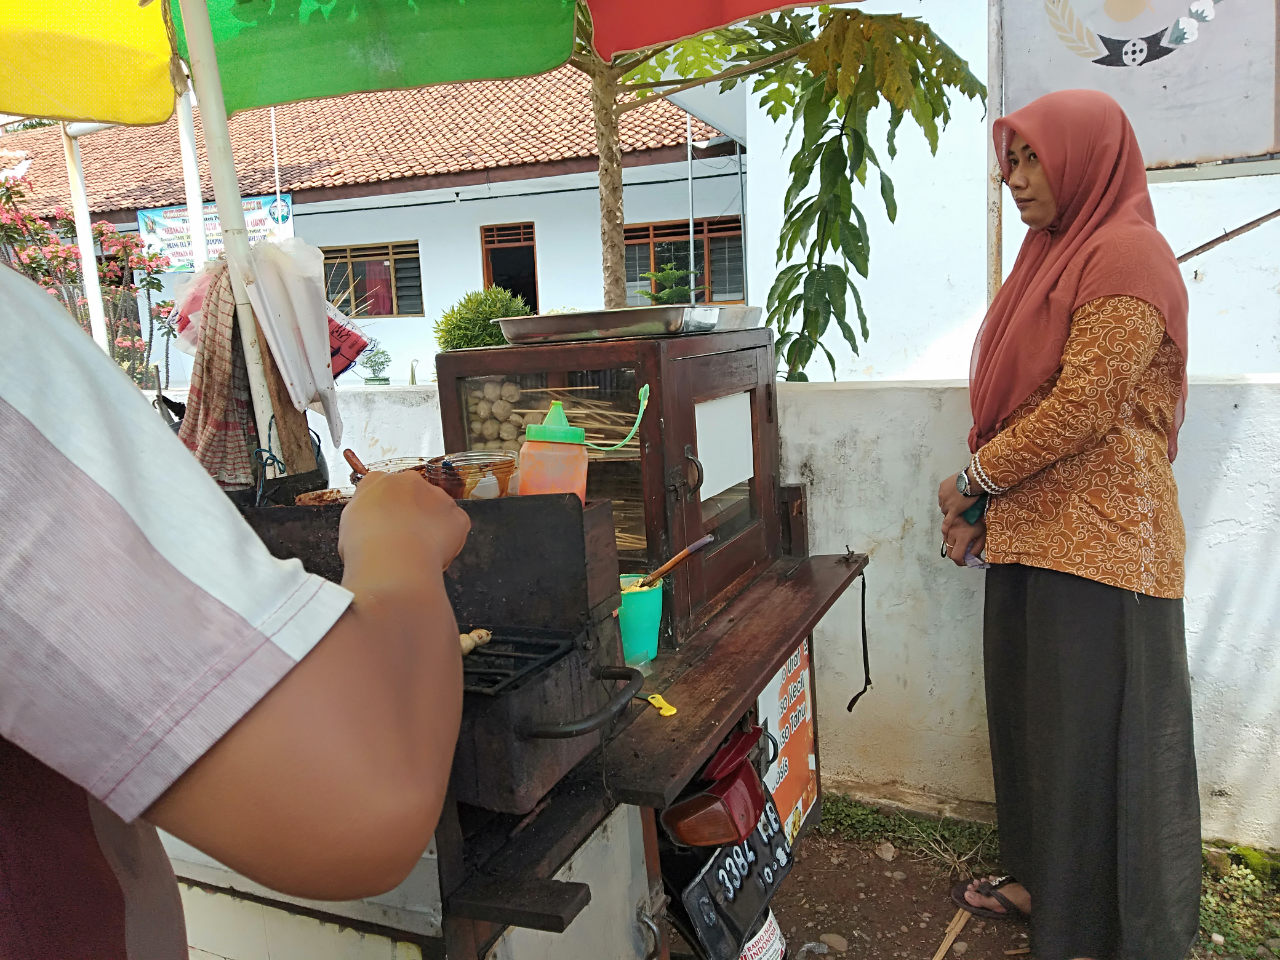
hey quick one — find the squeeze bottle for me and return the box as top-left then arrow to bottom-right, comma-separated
519,401 -> 588,504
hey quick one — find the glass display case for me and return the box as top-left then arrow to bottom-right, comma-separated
437,329 -> 780,644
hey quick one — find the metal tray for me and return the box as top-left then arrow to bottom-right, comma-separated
496,304 -> 763,345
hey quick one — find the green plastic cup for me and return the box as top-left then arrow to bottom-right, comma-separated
619,575 -> 663,666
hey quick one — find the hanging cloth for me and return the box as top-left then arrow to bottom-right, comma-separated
178,262 -> 258,488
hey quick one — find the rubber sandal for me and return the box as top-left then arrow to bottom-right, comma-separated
950,875 -> 1030,922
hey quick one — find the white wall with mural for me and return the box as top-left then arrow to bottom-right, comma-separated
744,0 -> 1280,382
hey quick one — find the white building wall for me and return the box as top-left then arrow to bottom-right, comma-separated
745,0 -> 1280,381
157,157 -> 745,388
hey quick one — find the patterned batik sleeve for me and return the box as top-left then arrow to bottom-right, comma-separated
971,296 -> 1166,494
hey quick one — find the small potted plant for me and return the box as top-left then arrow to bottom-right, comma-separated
358,337 -> 392,385
434,287 -> 530,350
637,262 -> 704,305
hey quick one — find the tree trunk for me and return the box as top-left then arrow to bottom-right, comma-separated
589,65 -> 627,310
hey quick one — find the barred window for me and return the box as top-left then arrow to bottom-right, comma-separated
623,217 -> 744,306
322,242 -> 423,318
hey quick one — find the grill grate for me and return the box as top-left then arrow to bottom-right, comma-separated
461,626 -> 577,696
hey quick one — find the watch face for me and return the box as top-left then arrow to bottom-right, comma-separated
957,473 -> 968,495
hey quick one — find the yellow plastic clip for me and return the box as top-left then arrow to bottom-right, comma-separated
646,694 -> 677,717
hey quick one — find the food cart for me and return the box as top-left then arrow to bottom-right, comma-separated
202,306 -> 867,960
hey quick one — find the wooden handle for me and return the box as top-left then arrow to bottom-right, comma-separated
343,449 -> 369,477
636,534 -> 714,590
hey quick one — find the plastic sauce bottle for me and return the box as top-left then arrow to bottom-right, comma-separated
519,401 -> 588,504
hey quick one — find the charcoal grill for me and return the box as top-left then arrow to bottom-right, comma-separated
461,628 -> 575,697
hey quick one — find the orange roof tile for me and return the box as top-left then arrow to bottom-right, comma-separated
1,68 -> 720,218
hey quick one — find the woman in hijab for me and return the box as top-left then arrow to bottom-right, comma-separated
935,90 -> 1201,960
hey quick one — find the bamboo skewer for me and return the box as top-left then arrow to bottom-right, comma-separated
931,909 -> 971,960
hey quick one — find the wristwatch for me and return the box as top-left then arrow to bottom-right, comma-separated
956,467 -> 977,498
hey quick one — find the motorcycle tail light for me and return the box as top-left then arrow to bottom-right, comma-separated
662,761 -> 768,847
700,726 -> 764,782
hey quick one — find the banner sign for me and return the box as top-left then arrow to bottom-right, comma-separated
758,639 -> 818,846
1002,0 -> 1278,167
138,194 -> 293,271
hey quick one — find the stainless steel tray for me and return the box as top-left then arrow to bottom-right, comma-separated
496,304 -> 763,345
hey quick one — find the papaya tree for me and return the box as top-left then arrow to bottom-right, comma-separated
569,5 -> 984,379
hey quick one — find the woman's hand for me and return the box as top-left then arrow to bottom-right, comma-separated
938,472 -> 979,534
942,517 -> 986,567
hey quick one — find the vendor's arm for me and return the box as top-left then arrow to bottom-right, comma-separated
0,266 -> 468,906
146,471 -> 469,900
969,295 -> 1165,494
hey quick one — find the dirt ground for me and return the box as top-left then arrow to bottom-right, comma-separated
768,831 -> 1030,959
667,829 -> 1031,960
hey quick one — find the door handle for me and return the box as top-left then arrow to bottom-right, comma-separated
684,444 -> 704,495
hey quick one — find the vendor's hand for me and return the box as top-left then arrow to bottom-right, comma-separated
942,517 -> 986,567
938,472 -> 979,534
339,470 -> 471,571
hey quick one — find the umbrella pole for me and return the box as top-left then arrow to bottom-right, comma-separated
177,0 -> 276,462
177,86 -> 208,267
60,124 -> 109,353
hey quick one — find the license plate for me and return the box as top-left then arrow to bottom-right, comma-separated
681,795 -> 793,960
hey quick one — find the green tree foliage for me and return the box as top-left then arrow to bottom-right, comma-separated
434,287 -> 530,351
357,337 -> 391,379
766,10 -> 985,380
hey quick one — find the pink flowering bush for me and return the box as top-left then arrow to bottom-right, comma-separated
2,177 -> 171,387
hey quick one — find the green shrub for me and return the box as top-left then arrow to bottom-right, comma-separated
434,287 -> 530,351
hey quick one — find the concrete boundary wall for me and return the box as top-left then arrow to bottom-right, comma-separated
314,379 -> 1280,848
778,378 -> 1280,850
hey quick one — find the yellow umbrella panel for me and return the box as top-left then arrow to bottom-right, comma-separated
0,0 -> 178,126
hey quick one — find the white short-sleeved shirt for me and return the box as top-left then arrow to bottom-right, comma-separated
0,265 -> 352,958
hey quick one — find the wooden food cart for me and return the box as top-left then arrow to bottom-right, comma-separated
175,320 -> 866,960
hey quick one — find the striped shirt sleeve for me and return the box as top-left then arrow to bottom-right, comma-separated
0,266 -> 352,822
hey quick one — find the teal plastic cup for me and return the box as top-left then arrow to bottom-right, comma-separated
619,575 -> 663,665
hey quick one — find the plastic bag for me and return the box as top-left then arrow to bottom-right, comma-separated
244,237 -> 346,446
170,263 -> 218,357
327,301 -> 368,377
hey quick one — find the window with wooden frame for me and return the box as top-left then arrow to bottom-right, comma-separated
624,217 -> 744,307
322,242 -> 423,317
481,222 -> 539,313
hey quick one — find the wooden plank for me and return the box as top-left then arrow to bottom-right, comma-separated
603,553 -> 868,808
254,319 -> 317,475
447,876 -> 591,933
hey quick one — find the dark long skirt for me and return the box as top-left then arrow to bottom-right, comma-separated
984,564 -> 1202,960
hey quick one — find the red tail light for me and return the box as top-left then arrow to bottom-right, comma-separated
661,760 -> 768,847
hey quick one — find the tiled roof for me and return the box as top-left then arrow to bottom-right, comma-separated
1,67 -> 719,217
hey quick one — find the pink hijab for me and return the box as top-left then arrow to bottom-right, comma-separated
969,90 -> 1189,459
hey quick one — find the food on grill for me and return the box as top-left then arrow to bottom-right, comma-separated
294,488 -> 349,506
459,628 -> 493,656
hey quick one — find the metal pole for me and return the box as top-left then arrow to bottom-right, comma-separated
986,0 -> 1005,306
736,140 -> 747,303
687,112 -> 696,304
60,123 -> 108,352
177,87 -> 207,268
178,0 -> 275,455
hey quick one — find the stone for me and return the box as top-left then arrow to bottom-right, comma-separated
892,871 -> 908,881
1205,848 -> 1233,878
1267,940 -> 1280,953
900,925 -> 909,933
875,842 -> 898,862
1212,933 -> 1226,946
1257,947 -> 1275,960
820,933 -> 849,953
952,942 -> 968,956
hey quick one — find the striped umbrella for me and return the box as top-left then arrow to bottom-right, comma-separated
1,0 -> 791,126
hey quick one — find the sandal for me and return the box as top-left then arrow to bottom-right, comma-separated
950,875 -> 1031,922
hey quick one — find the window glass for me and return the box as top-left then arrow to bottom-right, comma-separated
624,244 -> 652,306
709,235 -> 744,302
320,243 -> 423,317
